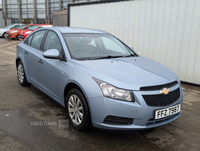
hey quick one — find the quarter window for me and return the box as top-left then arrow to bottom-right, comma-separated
31,30 -> 46,50
25,34 -> 33,45
43,31 -> 62,53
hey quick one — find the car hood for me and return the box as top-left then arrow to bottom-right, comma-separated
20,30 -> 34,35
73,56 -> 178,90
7,29 -> 20,33
8,29 -> 20,32
0,28 -> 8,32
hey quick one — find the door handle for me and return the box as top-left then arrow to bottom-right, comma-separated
38,59 -> 43,64
24,51 -> 28,55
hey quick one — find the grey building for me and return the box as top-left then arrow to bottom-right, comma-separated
1,0 -> 99,26
0,2 -> 11,28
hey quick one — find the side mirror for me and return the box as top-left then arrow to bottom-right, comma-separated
43,49 -> 60,59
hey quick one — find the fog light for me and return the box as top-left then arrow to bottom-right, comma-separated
104,115 -> 134,125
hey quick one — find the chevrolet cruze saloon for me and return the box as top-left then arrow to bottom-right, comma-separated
16,27 -> 183,131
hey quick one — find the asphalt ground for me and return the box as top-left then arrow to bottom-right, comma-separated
0,38 -> 200,151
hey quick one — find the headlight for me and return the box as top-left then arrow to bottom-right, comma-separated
10,31 -> 18,33
94,78 -> 134,102
25,31 -> 32,34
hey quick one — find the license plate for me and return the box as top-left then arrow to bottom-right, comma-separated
155,104 -> 181,119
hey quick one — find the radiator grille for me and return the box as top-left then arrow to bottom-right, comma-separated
142,88 -> 180,107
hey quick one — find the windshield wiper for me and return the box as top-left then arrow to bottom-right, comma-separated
84,54 -> 138,60
123,54 -> 138,57
87,55 -> 126,60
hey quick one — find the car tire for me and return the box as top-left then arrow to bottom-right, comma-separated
16,34 -> 19,40
66,88 -> 91,131
17,61 -> 29,86
2,33 -> 6,38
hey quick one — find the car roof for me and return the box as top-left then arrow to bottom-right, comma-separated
53,27 -> 107,34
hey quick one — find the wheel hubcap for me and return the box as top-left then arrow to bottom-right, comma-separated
68,94 -> 83,125
18,64 -> 24,83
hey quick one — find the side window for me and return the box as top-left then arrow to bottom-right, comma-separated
43,31 -> 62,53
101,37 -> 126,54
31,30 -> 46,50
24,34 -> 33,45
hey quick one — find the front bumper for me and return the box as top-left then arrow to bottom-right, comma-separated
9,33 -> 17,39
89,84 -> 183,130
18,34 -> 25,40
0,31 -> 3,37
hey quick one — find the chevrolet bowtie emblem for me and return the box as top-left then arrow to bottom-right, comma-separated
160,88 -> 170,95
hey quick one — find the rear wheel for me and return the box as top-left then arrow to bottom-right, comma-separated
66,88 -> 91,131
17,61 -> 29,86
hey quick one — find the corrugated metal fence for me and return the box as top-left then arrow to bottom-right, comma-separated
53,9 -> 68,26
69,0 -> 200,85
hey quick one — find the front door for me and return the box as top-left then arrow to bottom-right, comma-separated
37,31 -> 65,103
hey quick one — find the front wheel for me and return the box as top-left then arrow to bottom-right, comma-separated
17,61 -> 29,86
66,89 -> 91,131
16,34 -> 19,40
2,33 -> 6,38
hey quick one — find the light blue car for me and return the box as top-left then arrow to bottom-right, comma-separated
16,27 -> 183,131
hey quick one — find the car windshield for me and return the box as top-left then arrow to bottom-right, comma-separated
24,25 -> 34,30
28,25 -> 40,30
63,34 -> 136,60
4,24 -> 14,29
18,25 -> 27,29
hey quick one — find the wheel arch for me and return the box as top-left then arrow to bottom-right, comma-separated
64,82 -> 92,122
16,58 -> 21,69
64,82 -> 88,108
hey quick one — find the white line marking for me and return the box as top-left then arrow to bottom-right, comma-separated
0,49 -> 16,55
0,41 -> 19,47
8,45 -> 16,50
191,90 -> 200,94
